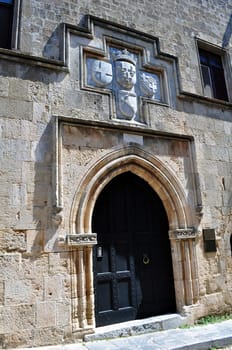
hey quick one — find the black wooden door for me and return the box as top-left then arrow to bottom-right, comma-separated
92,172 -> 176,326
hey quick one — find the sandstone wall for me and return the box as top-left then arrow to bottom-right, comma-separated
0,0 -> 232,348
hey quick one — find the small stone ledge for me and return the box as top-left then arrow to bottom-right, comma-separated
0,48 -> 68,72
178,90 -> 232,110
84,314 -> 187,341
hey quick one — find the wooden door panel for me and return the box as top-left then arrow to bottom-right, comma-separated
97,281 -> 112,312
93,172 -> 176,326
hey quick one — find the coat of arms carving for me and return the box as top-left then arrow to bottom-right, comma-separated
75,17 -> 177,126
86,47 -> 161,124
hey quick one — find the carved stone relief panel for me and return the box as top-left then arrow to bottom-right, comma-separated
86,47 -> 161,124
67,18 -> 178,125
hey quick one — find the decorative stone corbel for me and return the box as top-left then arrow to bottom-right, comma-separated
52,206 -> 63,228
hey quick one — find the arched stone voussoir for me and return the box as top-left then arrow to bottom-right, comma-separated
70,145 -> 194,234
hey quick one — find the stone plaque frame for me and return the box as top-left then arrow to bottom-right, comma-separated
66,16 -> 178,126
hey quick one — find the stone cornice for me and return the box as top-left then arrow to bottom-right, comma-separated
0,48 -> 68,71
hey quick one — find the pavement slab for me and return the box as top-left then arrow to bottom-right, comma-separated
10,319 -> 232,350
83,320 -> 232,350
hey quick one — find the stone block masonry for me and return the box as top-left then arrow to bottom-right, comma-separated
0,0 -> 232,348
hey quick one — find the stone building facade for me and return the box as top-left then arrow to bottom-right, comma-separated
0,0 -> 232,348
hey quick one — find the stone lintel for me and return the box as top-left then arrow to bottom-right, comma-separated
66,233 -> 97,247
169,229 -> 196,240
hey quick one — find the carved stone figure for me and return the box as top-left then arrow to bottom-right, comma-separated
112,49 -> 138,120
114,49 -> 137,90
115,60 -> 136,89
140,72 -> 158,98
91,60 -> 113,87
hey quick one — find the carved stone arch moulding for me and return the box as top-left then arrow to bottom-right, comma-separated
66,145 -> 199,332
70,146 -> 193,234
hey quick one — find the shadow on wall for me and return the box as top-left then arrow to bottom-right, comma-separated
42,15 -> 89,61
230,234 -> 232,256
43,26 -> 61,60
31,120 -> 57,254
222,14 -> 232,47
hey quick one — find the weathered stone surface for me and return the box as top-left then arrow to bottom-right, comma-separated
0,0 -> 232,348
36,301 -> 56,328
84,314 -> 186,341
0,230 -> 26,252
0,254 -> 21,280
0,281 -> 4,305
56,301 -> 72,327
1,304 -> 35,334
0,97 -> 33,120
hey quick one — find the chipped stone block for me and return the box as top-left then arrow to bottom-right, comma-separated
44,275 -> 64,301
36,301 -> 56,328
26,230 -> 44,254
1,304 -> 35,333
0,230 -> 26,252
9,79 -> 30,102
56,301 -> 71,327
31,326 -> 68,348
49,252 -> 71,274
0,78 -> 9,97
0,254 -> 21,280
0,97 -> 33,120
21,253 -> 49,281
1,329 -> 34,349
5,279 -> 33,304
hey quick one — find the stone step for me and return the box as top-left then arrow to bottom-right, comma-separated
84,313 -> 187,342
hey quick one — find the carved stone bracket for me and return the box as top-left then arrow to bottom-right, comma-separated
66,233 -> 97,247
169,229 -> 197,240
52,206 -> 63,228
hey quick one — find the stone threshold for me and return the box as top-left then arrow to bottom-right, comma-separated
84,313 -> 187,342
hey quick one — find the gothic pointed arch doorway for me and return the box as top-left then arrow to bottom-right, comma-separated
92,171 -> 176,326
68,145 -> 199,331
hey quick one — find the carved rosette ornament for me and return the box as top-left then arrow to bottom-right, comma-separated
86,47 -> 161,124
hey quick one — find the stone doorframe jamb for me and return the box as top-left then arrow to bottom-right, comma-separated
67,146 -> 199,330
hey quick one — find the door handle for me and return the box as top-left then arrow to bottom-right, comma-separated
142,254 -> 150,265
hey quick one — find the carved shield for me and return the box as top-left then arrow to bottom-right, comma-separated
139,72 -> 158,98
118,91 -> 137,120
91,60 -> 113,87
